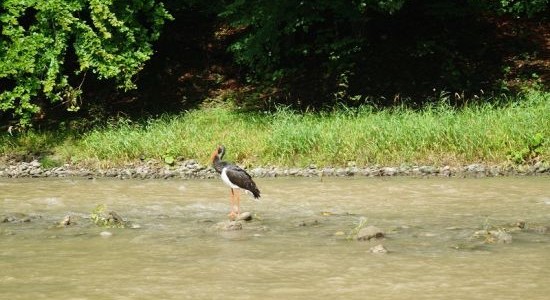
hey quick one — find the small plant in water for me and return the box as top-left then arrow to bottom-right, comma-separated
472,216 -> 512,244
346,217 -> 368,241
90,204 -> 128,228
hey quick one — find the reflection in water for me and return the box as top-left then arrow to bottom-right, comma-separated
1,177 -> 549,299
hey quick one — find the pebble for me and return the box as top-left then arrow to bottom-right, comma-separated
100,231 -> 113,237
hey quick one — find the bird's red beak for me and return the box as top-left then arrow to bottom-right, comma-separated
210,145 -> 222,163
210,149 -> 218,163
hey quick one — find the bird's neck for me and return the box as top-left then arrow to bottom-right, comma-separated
212,156 -> 225,173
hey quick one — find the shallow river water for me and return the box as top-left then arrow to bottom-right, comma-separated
1,177 -> 549,299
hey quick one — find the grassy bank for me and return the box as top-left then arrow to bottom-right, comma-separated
1,91 -> 549,168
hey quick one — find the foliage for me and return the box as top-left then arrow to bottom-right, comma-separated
483,0 -> 549,17
2,91 -> 548,168
0,0 -> 172,126
507,132 -> 545,164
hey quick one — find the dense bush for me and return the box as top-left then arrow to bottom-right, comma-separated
0,0 -> 172,126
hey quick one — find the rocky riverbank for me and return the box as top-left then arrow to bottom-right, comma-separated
0,158 -> 548,179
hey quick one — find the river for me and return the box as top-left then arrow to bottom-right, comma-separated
1,177 -> 549,299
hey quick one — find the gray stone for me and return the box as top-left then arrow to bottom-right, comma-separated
441,165 -> 452,176
29,168 -> 43,176
382,167 -> 397,176
236,212 -> 253,221
466,164 -> 485,173
357,226 -> 385,241
30,160 -> 41,168
419,166 -> 437,174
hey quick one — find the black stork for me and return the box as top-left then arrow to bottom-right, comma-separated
210,145 -> 261,220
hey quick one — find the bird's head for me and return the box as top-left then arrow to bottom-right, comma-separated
210,145 -> 225,163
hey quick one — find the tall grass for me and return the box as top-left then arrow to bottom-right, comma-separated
1,90 -> 549,167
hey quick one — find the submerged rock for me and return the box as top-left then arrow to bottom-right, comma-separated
473,229 -> 513,244
129,223 -> 142,229
100,231 -> 113,237
297,219 -> 320,227
369,244 -> 388,254
1,213 -> 39,223
488,230 -> 513,244
357,226 -> 385,241
216,221 -> 243,231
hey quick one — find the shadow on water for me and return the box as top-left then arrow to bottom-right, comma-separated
1,177 -> 549,299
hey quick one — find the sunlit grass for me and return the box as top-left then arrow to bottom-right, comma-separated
1,90 -> 549,168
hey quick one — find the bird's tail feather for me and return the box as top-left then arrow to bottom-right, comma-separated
245,188 -> 261,200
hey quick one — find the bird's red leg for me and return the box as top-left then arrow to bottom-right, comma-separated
235,189 -> 241,217
228,189 -> 236,220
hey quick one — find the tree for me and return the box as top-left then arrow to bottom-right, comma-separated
220,0 -> 406,87
219,0 -> 548,108
0,0 -> 172,126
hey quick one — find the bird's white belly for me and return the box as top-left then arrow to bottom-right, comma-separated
221,168 -> 240,189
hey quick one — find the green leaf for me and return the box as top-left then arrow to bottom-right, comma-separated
164,155 -> 175,166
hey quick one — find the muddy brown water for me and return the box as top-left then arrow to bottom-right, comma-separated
1,177 -> 549,299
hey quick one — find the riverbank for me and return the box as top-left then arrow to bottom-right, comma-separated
1,91 -> 548,172
1,157 -> 548,179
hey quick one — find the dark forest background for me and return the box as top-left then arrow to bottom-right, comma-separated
0,0 -> 548,128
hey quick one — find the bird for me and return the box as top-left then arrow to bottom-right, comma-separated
210,145 -> 260,220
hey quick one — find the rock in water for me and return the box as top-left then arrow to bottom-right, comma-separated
489,230 -> 513,244
357,226 -> 385,241
107,211 -> 124,224
236,212 -> 252,221
58,215 -> 74,227
369,244 -> 388,254
100,231 -> 113,237
217,221 -> 243,231
2,213 -> 34,223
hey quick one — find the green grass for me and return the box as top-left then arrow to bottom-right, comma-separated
1,90 -> 549,168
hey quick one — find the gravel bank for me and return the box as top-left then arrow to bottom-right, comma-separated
1,158 -> 548,179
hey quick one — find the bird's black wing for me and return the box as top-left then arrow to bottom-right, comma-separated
225,165 -> 261,198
